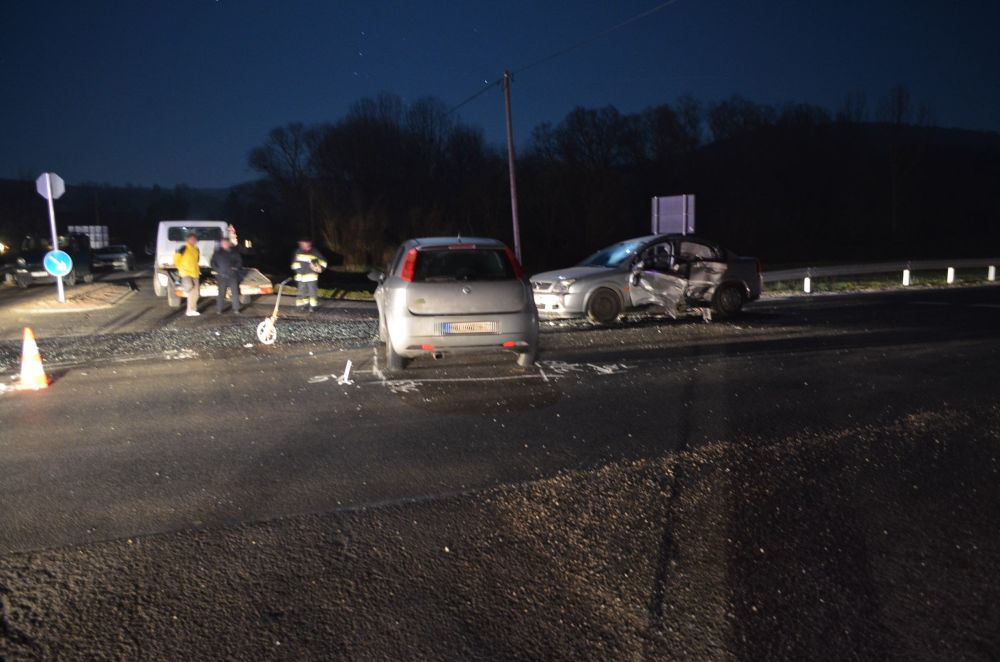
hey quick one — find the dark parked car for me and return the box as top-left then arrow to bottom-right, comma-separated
0,234 -> 94,288
92,244 -> 136,271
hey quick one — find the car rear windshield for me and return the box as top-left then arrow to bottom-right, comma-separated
167,227 -> 223,241
412,248 -> 516,282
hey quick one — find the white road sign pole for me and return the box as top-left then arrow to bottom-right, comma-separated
44,173 -> 65,303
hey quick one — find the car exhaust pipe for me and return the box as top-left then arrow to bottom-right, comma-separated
432,351 -> 444,360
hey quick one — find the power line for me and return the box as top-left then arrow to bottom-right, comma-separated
448,78 -> 503,116
513,0 -> 681,76
447,0 -> 682,115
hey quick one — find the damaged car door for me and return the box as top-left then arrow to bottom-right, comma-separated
629,242 -> 687,317
677,238 -> 725,304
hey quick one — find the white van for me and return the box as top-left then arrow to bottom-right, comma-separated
153,220 -> 273,308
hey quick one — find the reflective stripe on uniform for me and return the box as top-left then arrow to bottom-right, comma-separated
294,273 -> 319,282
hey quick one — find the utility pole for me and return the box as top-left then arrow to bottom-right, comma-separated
502,70 -> 523,263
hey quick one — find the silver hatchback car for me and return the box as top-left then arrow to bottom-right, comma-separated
370,237 -> 538,372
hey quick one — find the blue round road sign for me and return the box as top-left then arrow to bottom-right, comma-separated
43,250 -> 73,278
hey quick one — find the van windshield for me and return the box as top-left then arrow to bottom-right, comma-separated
167,227 -> 223,241
20,236 -> 72,251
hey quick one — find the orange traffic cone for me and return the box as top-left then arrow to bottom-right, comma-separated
15,327 -> 51,391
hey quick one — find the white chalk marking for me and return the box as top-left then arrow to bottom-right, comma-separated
539,360 -> 633,376
372,346 -> 386,384
163,349 -> 198,360
387,380 -> 420,394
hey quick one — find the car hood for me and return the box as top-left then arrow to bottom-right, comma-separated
530,266 -> 621,283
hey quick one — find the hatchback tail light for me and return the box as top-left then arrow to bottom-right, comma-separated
504,247 -> 525,280
400,248 -> 419,282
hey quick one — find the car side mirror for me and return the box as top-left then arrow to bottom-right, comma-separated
368,270 -> 385,284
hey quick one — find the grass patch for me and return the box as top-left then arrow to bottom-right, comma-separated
277,270 -> 377,301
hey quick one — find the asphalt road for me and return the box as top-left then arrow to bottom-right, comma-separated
1,282 -> 998,658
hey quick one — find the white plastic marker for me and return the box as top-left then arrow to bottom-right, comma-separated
989,265 -> 996,282
803,276 -> 811,294
902,269 -> 911,287
337,360 -> 354,385
947,267 -> 955,284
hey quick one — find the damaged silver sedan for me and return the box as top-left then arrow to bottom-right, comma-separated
530,234 -> 762,324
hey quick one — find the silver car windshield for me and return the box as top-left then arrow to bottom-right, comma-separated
578,239 -> 645,268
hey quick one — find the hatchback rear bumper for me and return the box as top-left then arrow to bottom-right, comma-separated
388,310 -> 538,359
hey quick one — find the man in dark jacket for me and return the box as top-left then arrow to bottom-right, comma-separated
210,238 -> 244,314
290,238 -> 327,312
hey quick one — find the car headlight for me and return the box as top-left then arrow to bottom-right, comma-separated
552,278 -> 576,293
16,257 -> 26,266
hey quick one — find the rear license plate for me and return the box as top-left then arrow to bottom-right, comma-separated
31,271 -> 49,278
442,321 -> 497,334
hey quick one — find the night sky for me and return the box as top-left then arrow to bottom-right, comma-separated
2,0 -> 997,188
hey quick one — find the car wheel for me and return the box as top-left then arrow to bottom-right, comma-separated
166,281 -> 182,308
83,272 -> 94,284
15,273 -> 30,288
385,334 -> 410,372
239,293 -> 252,306
65,270 -> 77,287
153,272 -> 165,297
713,284 -> 745,317
586,288 -> 622,325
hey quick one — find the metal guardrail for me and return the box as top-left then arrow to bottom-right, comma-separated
763,258 -> 999,284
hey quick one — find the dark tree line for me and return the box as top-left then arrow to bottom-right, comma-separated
3,86 -> 997,273
243,85 -> 1000,272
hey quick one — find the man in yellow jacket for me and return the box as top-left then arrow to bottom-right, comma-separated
174,233 -> 202,316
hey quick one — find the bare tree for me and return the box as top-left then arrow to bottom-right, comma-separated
836,90 -> 868,123
248,122 -> 319,238
877,84 -> 912,126
707,96 -> 777,142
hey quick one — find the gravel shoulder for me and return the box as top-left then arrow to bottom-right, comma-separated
1,406 -> 997,660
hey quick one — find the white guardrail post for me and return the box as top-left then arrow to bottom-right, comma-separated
763,258 -> 1000,287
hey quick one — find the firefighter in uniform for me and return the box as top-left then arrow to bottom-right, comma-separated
291,238 -> 327,312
